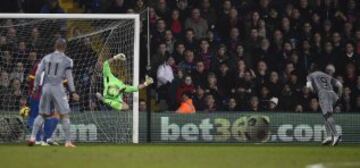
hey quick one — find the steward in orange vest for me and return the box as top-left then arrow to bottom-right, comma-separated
176,92 -> 196,114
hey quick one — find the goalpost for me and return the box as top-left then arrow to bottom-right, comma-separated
0,14 -> 140,143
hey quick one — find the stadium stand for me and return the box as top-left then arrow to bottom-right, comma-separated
0,0 -> 359,113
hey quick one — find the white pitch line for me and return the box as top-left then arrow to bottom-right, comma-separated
306,162 -> 360,168
306,163 -> 326,168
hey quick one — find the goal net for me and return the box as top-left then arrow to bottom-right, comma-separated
0,14 -> 140,143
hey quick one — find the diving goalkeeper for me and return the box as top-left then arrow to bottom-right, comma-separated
96,53 -> 153,111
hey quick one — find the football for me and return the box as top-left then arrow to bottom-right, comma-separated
245,115 -> 271,142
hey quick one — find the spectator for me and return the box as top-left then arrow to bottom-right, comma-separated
192,61 -> 208,88
178,49 -> 196,74
271,30 -> 284,53
0,36 -> 7,50
203,93 -> 217,112
151,42 -> 169,74
226,27 -> 241,54
211,44 -> 229,71
200,0 -> 217,28
253,38 -> 272,69
0,71 -> 10,89
10,62 -> 25,83
148,7 -> 160,28
155,0 -> 170,19
268,97 -> 279,111
295,104 -> 304,112
157,56 -> 175,104
157,56 -> 175,88
205,72 -> 221,102
176,75 -> 195,103
1,78 -> 22,111
168,70 -> 185,109
255,60 -> 268,86
40,0 -> 64,13
342,87 -> 353,112
29,27 -> 42,48
320,41 -> 337,68
106,0 -> 127,13
169,9 -> 183,38
206,30 -> 220,51
198,39 -> 213,70
183,28 -> 197,50
308,98 -> 320,112
139,99 -> 147,112
15,41 -> 28,61
217,63 -> 232,95
337,42 -> 359,74
151,19 -> 167,47
259,85 -> 271,109
6,28 -> 17,47
164,30 -> 176,54
176,91 -> 196,114
266,71 -> 282,97
133,0 -> 146,13
173,42 -> 186,63
225,97 -> 238,111
218,7 -> 241,40
248,96 -> 260,112
193,86 -> 205,111
279,84 -> 296,111
185,8 -> 208,39
312,32 -> 322,55
343,63 -> 357,88
353,95 -> 360,112
0,50 -> 13,72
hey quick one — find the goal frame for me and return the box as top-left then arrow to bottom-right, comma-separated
0,13 -> 141,144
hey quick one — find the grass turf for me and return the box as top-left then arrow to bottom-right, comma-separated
0,144 -> 359,168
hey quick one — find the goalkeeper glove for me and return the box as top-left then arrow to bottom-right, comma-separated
19,106 -> 30,118
143,75 -> 154,86
113,53 -> 126,61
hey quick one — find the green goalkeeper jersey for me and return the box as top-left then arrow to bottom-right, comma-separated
103,60 -> 138,101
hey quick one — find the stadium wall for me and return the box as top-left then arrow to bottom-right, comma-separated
140,112 -> 359,143
1,112 -> 359,143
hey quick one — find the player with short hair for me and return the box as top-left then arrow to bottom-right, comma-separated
306,65 -> 343,146
96,53 -> 153,111
27,61 -> 62,146
28,38 -> 80,148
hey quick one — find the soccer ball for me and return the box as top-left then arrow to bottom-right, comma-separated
245,115 -> 271,142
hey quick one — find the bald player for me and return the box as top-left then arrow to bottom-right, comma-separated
306,65 -> 343,146
28,38 -> 80,148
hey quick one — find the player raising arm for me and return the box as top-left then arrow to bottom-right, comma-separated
306,65 -> 343,146
96,53 -> 153,111
28,38 -> 80,148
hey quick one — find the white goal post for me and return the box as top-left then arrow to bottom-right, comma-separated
0,14 -> 141,143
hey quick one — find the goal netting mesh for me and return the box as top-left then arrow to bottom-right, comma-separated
0,15 -> 139,143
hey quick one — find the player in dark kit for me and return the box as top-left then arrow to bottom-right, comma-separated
306,65 -> 343,146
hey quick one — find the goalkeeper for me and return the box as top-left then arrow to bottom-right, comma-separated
96,53 -> 153,111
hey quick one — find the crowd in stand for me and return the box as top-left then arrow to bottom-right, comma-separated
0,0 -> 360,113
146,0 -> 360,113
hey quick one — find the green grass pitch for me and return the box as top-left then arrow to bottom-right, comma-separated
0,144 -> 359,168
